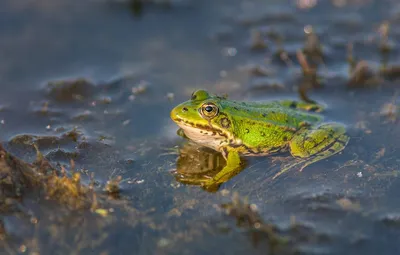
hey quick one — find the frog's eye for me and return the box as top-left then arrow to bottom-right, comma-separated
191,90 -> 210,101
200,103 -> 219,119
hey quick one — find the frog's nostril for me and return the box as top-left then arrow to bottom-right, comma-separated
182,107 -> 188,112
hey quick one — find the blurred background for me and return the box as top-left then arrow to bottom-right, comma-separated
0,0 -> 400,254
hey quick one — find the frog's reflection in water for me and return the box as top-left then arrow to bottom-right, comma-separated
171,142 -> 247,192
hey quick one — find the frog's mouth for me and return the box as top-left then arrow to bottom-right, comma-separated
173,118 -> 225,137
172,118 -> 230,151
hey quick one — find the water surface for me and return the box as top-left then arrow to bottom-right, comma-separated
1,0 -> 400,254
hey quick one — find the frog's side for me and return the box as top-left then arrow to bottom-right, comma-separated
170,90 -> 349,191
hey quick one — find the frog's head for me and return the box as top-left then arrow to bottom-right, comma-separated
170,90 -> 234,149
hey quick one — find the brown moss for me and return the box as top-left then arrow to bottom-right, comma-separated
220,192 -> 288,251
348,61 -> 382,88
0,143 -> 103,211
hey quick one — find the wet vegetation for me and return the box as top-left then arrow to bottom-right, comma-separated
1,0 -> 400,254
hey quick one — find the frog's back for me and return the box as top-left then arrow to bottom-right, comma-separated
219,100 -> 322,154
221,100 -> 322,128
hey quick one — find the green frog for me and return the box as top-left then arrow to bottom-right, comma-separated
170,90 -> 349,191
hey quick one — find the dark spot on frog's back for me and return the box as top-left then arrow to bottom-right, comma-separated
245,128 -> 249,133
220,118 -> 231,128
260,131 -> 265,137
182,107 -> 188,112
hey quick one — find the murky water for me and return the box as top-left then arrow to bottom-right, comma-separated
1,0 -> 400,254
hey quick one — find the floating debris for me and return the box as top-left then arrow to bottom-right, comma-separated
378,21 -> 392,54
94,208 -> 109,217
348,61 -> 381,87
72,110 -> 96,122
41,101 -> 49,114
101,96 -> 113,104
220,192 -> 288,252
297,50 -> 315,77
250,29 -> 267,50
122,119 -> 131,126
132,80 -> 149,95
379,92 -> 399,122
375,147 -> 386,160
104,175 -> 122,197
46,78 -> 95,102
296,50 -> 321,94
355,120 -> 372,134
157,238 -> 171,248
221,47 -> 237,57
380,213 -> 400,226
166,92 -> 174,101
381,65 -> 400,80
380,103 -> 398,122
303,25 -> 323,57
347,42 -> 356,72
336,198 -> 361,212
129,95 -> 136,101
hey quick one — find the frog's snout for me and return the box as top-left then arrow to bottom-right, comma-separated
170,105 -> 184,122
171,103 -> 203,124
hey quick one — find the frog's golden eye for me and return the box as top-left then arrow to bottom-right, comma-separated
200,103 -> 219,119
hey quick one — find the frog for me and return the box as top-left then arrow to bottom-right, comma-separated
170,89 -> 349,191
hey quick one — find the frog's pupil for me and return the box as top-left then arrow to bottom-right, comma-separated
205,106 -> 213,112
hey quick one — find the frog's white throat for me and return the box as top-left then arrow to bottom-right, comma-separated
177,123 -> 226,151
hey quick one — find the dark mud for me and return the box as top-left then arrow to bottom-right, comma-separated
1,0 -> 400,254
